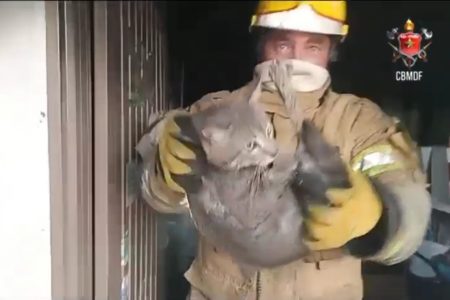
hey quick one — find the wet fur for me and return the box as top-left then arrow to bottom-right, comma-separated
181,63 -> 350,275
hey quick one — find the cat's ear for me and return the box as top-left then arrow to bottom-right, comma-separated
201,125 -> 231,143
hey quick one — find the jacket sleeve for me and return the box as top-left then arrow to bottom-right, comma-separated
342,98 -> 432,265
135,90 -> 231,214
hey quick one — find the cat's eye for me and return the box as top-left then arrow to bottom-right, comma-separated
246,140 -> 257,151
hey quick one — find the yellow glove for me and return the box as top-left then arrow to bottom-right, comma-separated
157,110 -> 198,194
304,165 -> 383,251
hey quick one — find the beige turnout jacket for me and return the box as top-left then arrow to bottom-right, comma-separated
137,78 -> 431,300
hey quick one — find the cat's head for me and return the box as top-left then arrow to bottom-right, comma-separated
200,81 -> 279,170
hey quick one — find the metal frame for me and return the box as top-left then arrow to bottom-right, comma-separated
47,1 -> 171,299
93,2 -> 169,299
93,2 -> 123,298
46,1 -> 94,299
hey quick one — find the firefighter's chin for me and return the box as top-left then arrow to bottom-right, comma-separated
254,58 -> 330,93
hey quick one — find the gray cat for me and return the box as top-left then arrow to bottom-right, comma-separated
172,65 -> 350,277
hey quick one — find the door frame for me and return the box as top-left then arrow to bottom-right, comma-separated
92,2 -> 123,298
45,1 -> 94,299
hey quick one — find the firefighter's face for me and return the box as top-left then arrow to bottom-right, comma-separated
261,29 -> 332,68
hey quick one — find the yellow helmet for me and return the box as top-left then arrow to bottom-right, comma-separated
250,1 -> 349,38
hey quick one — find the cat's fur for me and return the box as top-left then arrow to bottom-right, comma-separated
174,63 -> 350,276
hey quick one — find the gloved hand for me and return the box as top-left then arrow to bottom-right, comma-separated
157,110 -> 201,194
304,165 -> 383,251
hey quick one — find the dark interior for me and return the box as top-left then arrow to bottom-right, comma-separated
166,1 -> 450,146
162,2 -> 450,300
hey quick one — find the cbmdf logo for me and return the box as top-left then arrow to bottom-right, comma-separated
386,19 -> 433,82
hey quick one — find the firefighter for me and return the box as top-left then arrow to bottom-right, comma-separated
136,1 -> 431,299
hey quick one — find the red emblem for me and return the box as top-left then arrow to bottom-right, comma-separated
398,32 -> 422,57
386,19 -> 433,69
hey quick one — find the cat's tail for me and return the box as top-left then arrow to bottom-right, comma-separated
268,60 -> 298,120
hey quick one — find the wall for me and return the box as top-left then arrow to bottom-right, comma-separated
0,2 -> 51,299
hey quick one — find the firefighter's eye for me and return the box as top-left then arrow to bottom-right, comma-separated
276,42 -> 291,52
307,44 -> 321,52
